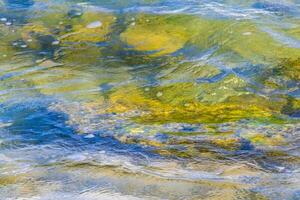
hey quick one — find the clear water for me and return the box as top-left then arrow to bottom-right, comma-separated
0,0 -> 300,199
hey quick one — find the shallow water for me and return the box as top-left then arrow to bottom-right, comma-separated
0,0 -> 300,199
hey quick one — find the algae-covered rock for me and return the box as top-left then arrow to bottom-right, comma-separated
0,44 -> 15,63
219,21 -> 300,63
19,9 -> 116,55
105,83 -> 279,124
121,13 -> 300,63
59,43 -> 102,66
256,57 -> 300,93
0,24 -> 26,62
158,61 -> 221,83
242,132 -> 286,146
60,11 -> 116,43
275,58 -> 300,81
21,64 -> 104,101
197,74 -> 248,103
211,137 -> 243,150
281,96 -> 300,117
120,14 -> 192,56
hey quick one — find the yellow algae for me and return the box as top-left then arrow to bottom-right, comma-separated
218,21 -> 300,63
197,74 -> 248,103
145,82 -> 199,105
20,23 -> 53,49
33,72 -> 101,98
158,62 -> 221,85
59,43 -> 103,66
0,175 -> 19,186
19,10 -> 116,54
21,22 -> 52,38
121,13 -> 300,62
106,85 -> 165,113
120,14 -> 192,56
211,137 -> 241,150
243,133 -> 286,146
0,174 -> 30,186
0,44 -> 15,63
120,14 -> 227,56
12,62 -> 102,101
276,58 -> 300,81
281,22 -> 300,41
21,10 -> 68,38
60,12 -> 116,43
105,84 -> 276,124
0,25 -> 25,62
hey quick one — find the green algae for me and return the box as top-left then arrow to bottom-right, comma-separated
0,44 -> 15,63
0,24 -> 32,63
218,21 -> 300,63
0,8 -> 120,101
121,13 -> 300,64
158,62 -> 221,83
59,43 -> 103,66
120,14 -> 192,56
257,58 -> 300,94
20,64 -> 105,101
242,132 -> 286,146
1,6 -> 298,137
104,84 -> 281,125
275,58 -> 300,81
60,11 -> 116,43
19,9 -> 116,55
197,74 -> 248,103
162,130 -> 234,137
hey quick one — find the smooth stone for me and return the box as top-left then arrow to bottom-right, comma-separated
84,134 -> 95,139
86,21 -> 102,29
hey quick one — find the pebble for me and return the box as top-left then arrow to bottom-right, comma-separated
0,122 -> 12,128
39,60 -> 63,68
242,32 -> 252,36
20,44 -> 28,48
84,134 -> 95,139
156,92 -> 163,97
52,40 -> 60,45
5,22 -> 12,26
86,21 -> 102,29
0,17 -> 7,22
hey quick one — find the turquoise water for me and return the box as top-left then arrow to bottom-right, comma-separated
0,0 -> 300,199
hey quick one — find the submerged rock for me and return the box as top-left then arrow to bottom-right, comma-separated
18,8 -> 116,59
121,13 -> 300,63
86,20 -> 102,29
120,14 -> 191,56
60,11 -> 115,43
104,82 -> 282,125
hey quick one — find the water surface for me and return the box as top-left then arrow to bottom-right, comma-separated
0,0 -> 300,199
